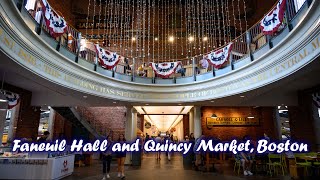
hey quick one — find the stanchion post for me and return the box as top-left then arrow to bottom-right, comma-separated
75,33 -> 81,63
132,58 -> 135,82
192,58 -> 196,81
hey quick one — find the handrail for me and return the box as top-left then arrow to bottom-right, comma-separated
16,0 -> 313,83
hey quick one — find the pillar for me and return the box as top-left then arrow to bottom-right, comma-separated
0,110 -> 7,144
289,90 -> 320,151
7,103 -> 20,142
0,94 -> 8,144
189,108 -> 194,135
47,107 -> 56,141
124,107 -> 137,165
273,108 -> 282,140
194,106 -> 202,139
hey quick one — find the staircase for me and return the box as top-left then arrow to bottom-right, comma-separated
53,107 -> 104,138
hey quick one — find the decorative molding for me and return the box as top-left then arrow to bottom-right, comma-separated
0,0 -> 319,103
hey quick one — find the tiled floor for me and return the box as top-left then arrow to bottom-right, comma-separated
64,153 -> 292,180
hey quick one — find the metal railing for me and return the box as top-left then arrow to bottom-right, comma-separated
16,0 -> 312,83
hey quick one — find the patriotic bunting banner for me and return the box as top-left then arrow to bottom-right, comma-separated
0,90 -> 20,109
205,43 -> 233,69
312,93 -> 320,108
40,0 -> 68,38
150,62 -> 181,78
260,0 -> 286,35
95,44 -> 123,69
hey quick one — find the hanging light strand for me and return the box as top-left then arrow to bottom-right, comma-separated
85,0 -> 91,39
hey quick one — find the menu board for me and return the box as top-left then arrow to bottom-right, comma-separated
206,117 -> 260,126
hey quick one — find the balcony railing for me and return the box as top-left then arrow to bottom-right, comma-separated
14,0 -> 313,85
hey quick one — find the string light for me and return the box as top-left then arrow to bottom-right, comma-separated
84,0 -> 252,65
85,0 -> 91,40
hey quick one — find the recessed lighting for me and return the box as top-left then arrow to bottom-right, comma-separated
188,36 -> 194,42
83,96 -> 87,98
132,37 -> 136,41
154,37 -> 158,41
247,116 -> 255,119
240,95 -> 245,98
203,37 -> 208,41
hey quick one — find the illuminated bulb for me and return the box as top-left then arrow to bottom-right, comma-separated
155,37 -> 158,41
203,37 -> 208,41
132,37 -> 136,41
169,36 -> 174,42
188,36 -> 194,42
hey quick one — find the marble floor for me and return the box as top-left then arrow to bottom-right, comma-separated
63,153 -> 293,180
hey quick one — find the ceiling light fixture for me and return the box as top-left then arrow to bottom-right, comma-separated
0,99 -> 8,102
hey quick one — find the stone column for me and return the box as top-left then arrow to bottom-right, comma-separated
124,107 -> 137,165
193,106 -> 202,139
189,108 -> 194,135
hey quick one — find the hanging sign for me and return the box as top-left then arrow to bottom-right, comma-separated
312,93 -> 320,108
145,122 -> 151,129
150,62 -> 181,78
40,0 -> 68,38
94,44 -> 123,69
206,117 -> 260,127
205,43 -> 233,69
260,0 -> 286,35
0,90 -> 20,109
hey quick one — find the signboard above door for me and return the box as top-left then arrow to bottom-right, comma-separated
206,117 -> 260,127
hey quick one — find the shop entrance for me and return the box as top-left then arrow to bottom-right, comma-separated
134,106 -> 193,166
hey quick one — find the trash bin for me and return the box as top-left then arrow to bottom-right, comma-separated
131,146 -> 142,166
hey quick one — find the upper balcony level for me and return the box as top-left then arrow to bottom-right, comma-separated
0,0 -> 319,104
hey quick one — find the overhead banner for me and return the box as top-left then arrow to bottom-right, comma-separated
0,90 -> 20,109
94,44 -> 123,69
206,117 -> 260,127
40,0 -> 68,38
150,62 -> 181,78
260,0 -> 286,35
205,43 -> 233,69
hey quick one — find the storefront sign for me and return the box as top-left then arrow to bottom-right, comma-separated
206,117 -> 260,127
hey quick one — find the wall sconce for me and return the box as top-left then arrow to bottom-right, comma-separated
211,114 -> 217,118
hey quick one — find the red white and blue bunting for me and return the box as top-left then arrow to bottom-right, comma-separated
205,43 -> 233,69
0,90 -> 20,109
40,0 -> 68,38
260,0 -> 286,35
95,44 -> 123,69
150,62 -> 182,78
312,93 -> 320,108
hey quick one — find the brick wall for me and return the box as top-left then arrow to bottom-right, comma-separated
3,83 -> 40,140
47,0 -> 76,26
53,112 -> 73,142
201,106 -> 277,141
77,106 -> 127,140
